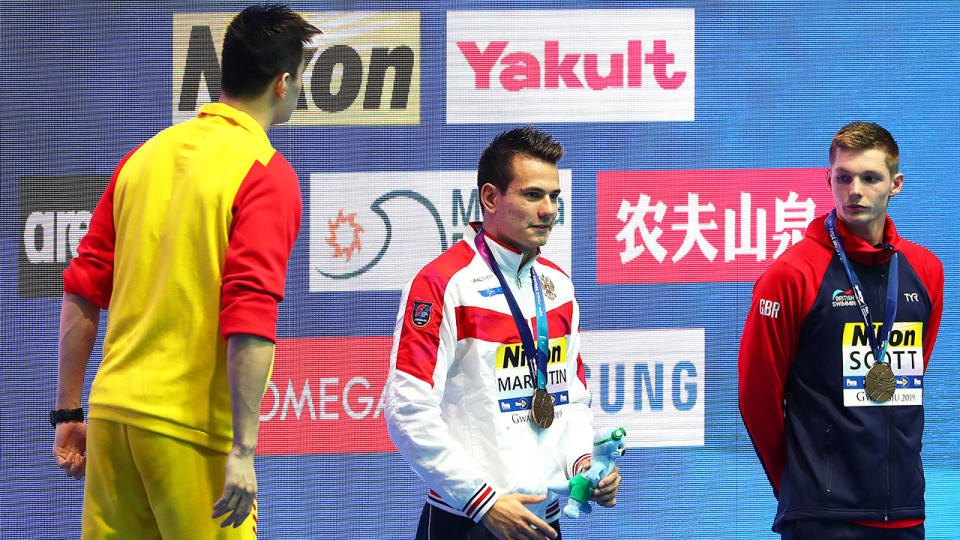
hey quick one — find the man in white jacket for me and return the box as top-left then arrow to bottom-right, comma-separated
386,127 -> 621,540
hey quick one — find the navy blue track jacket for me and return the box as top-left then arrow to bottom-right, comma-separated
739,214 -> 943,532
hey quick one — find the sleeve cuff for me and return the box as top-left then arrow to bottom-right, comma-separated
571,453 -> 591,477
63,269 -> 111,309
220,291 -> 279,341
470,486 -> 499,522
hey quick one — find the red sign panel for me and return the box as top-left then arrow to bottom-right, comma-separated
597,168 -> 834,284
258,337 -> 395,455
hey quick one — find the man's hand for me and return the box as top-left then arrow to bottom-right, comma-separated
481,493 -> 557,540
211,446 -> 257,528
53,421 -> 87,480
592,465 -> 621,507
213,333 -> 272,528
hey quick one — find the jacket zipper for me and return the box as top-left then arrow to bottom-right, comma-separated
825,424 -> 833,495
885,406 -> 891,520
882,263 -> 891,521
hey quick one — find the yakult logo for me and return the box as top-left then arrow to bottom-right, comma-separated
447,9 -> 694,123
457,40 -> 685,91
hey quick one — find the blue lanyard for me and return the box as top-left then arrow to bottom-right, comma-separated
474,230 -> 550,389
824,210 -> 899,365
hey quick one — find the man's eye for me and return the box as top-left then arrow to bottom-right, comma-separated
550,194 -> 560,202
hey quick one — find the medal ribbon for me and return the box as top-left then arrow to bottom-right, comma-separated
474,230 -> 550,390
824,210 -> 899,366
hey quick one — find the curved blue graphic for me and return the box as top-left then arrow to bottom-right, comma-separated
317,190 -> 448,279
832,288 -> 852,299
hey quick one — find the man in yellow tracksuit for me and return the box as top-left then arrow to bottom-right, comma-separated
51,5 -> 320,538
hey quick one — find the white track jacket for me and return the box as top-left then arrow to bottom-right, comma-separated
386,223 -> 594,523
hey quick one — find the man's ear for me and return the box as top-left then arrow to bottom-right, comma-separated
480,182 -> 498,215
273,72 -> 291,101
825,167 -> 833,189
890,172 -> 904,197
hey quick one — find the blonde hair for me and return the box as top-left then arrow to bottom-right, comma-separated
829,122 -> 899,174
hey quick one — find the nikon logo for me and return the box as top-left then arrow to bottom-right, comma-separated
173,12 -> 420,126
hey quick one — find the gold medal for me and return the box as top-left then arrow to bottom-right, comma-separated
531,388 -> 554,429
865,362 -> 896,403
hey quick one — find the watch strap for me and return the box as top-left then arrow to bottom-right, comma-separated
50,408 -> 84,428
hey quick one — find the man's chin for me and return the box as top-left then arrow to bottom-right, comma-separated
838,211 -> 873,225
529,233 -> 551,247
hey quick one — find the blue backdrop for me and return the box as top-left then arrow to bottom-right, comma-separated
2,2 -> 957,538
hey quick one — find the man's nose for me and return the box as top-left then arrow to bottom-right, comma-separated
540,197 -> 558,217
848,177 -> 864,198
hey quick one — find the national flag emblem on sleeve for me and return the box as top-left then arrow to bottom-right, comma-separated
411,301 -> 433,327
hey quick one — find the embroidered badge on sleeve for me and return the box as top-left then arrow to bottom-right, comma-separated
411,301 -> 433,327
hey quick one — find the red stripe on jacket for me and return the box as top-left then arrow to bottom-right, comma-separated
455,301 -> 574,343
738,231 -> 831,494
62,145 -> 143,308
220,152 -> 302,341
395,242 -> 476,386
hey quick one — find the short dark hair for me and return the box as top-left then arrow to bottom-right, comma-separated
829,121 -> 900,174
221,4 -> 321,99
477,126 -> 564,193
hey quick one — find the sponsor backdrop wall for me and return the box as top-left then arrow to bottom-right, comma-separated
2,1 -> 958,538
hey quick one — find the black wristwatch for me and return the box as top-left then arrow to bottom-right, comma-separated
50,408 -> 84,428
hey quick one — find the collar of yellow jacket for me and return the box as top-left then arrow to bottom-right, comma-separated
197,102 -> 272,148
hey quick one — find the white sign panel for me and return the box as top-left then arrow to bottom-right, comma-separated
310,170 -> 573,292
446,9 -> 695,123
582,328 -> 705,447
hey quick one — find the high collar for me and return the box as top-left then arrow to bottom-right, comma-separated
197,103 -> 271,148
805,212 -> 901,266
466,222 -> 538,283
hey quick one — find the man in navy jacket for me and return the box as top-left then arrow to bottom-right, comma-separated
739,122 -> 943,539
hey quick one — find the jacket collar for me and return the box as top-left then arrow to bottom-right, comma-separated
197,103 -> 271,149
466,222 -> 538,283
805,212 -> 901,265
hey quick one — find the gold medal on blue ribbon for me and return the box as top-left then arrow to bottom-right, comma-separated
865,362 -> 896,403
532,388 -> 554,429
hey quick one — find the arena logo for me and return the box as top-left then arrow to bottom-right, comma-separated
596,168 -> 836,284
173,11 -> 420,126
309,170 -> 572,292
446,9 -> 694,123
257,330 -> 703,455
19,175 -> 109,298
